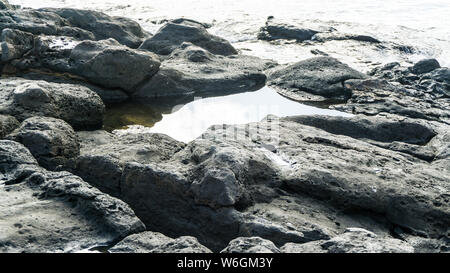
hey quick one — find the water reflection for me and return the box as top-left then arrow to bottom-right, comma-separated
105,86 -> 352,143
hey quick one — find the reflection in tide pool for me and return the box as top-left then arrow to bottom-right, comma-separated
109,87 -> 352,143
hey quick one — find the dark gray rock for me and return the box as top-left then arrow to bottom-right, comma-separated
0,77 -> 105,130
6,116 -> 79,170
258,19 -> 319,41
139,20 -> 237,56
0,9 -> 97,40
411,58 -> 440,75
332,79 -> 450,124
39,8 -> 147,48
283,115 -> 439,161
0,114 -> 19,138
64,130 -> 185,196
109,231 -> 211,253
267,56 -> 366,101
66,39 -> 160,93
0,0 -> 12,10
0,140 -> 145,253
312,32 -> 380,43
133,43 -> 269,99
65,113 -> 450,252
19,72 -> 129,104
0,28 -> 34,63
281,228 -> 414,253
220,237 -> 281,253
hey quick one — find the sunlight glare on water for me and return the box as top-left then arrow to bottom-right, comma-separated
112,87 -> 352,143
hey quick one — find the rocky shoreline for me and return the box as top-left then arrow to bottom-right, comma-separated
0,1 -> 449,253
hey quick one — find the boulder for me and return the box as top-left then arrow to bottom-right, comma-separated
39,8 -> 148,48
281,228 -> 414,253
0,9 -> 96,40
66,39 -> 160,93
0,8 -> 146,48
64,130 -> 185,196
6,117 -> 79,170
109,231 -> 211,253
0,140 -> 145,252
63,114 -> 450,252
312,32 -> 380,43
133,43 -> 269,99
0,28 -> 34,63
139,20 -> 237,56
0,77 -> 105,130
332,79 -> 450,124
411,58 -> 440,75
0,0 -> 12,10
220,237 -> 281,253
267,56 -> 366,101
258,20 -> 319,41
0,114 -> 19,138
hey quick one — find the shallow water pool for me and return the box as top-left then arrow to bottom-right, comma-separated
105,87 -> 352,143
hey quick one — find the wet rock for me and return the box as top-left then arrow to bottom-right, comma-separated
109,231 -> 211,253
139,20 -> 237,56
0,28 -> 34,63
0,140 -> 145,253
411,58 -> 440,75
0,114 -> 19,138
267,56 -> 366,101
133,43 -> 269,99
0,77 -> 105,130
258,19 -> 319,41
220,237 -> 281,253
281,228 -> 414,253
39,8 -> 147,48
312,32 -> 380,43
66,39 -> 160,93
6,116 -> 79,170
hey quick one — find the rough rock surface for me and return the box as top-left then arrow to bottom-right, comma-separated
267,57 -> 366,101
65,113 -> 449,252
133,43 -> 270,99
109,231 -> 211,253
258,19 -> 320,41
139,20 -> 237,56
0,0 -> 13,10
66,39 -> 160,93
64,130 -> 185,196
220,237 -> 281,253
281,228 -> 414,253
0,8 -> 146,48
0,140 -> 145,253
258,17 -> 380,44
6,116 -> 79,170
0,77 -> 105,130
0,114 -> 19,138
0,28 -> 34,63
335,62 -> 450,124
411,58 -> 441,75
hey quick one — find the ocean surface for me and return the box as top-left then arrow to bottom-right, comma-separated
11,0 -> 450,68
9,0 -> 450,141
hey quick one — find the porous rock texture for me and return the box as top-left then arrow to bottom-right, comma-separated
0,140 -> 145,253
